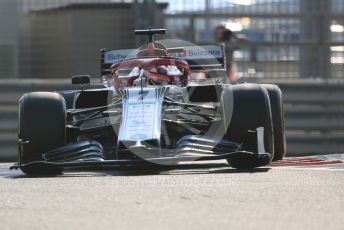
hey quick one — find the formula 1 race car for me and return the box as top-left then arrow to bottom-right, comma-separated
11,28 -> 286,175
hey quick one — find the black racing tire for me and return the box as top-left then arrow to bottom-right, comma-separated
221,84 -> 274,169
18,92 -> 66,175
261,84 -> 286,160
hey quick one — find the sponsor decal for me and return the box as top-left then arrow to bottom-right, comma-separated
171,45 -> 223,59
104,45 -> 223,64
104,49 -> 137,64
124,102 -> 156,141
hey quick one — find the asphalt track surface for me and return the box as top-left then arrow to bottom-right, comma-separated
0,155 -> 344,230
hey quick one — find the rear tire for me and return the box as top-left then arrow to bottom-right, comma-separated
262,84 -> 286,160
221,84 -> 274,169
18,92 -> 66,175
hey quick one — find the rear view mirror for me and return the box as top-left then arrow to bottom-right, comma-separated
72,75 -> 91,85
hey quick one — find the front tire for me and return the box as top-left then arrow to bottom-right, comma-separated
262,84 -> 286,160
18,92 -> 66,175
221,84 -> 274,169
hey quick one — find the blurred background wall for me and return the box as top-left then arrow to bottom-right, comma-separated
18,0 -> 166,78
0,0 -> 342,79
0,0 -> 19,78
